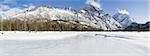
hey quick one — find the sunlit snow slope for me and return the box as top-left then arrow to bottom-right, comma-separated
0,32 -> 149,56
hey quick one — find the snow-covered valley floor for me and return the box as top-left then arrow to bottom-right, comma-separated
0,31 -> 150,56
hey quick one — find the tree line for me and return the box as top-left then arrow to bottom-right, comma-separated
0,18 -> 101,31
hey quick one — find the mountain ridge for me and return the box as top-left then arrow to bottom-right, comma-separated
0,0 -> 149,31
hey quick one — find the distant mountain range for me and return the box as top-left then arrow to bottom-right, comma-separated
113,9 -> 150,31
0,0 -> 149,31
125,22 -> 150,31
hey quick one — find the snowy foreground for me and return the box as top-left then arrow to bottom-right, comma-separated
0,31 -> 150,56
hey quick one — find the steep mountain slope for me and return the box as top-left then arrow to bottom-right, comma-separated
80,4 -> 122,30
113,9 -> 134,28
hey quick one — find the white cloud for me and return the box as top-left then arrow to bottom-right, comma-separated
2,0 -> 16,4
23,3 -> 36,10
0,4 -> 11,11
117,9 -> 129,15
23,4 -> 29,7
0,0 -> 16,11
86,0 -> 102,10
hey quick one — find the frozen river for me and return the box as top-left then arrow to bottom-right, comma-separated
0,32 -> 149,56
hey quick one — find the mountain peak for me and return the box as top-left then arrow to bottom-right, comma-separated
86,0 -> 102,10
113,9 -> 134,28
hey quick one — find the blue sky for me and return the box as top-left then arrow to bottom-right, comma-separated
0,0 -> 149,23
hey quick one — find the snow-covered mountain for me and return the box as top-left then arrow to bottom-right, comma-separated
0,0 -> 122,30
0,4 -> 37,19
113,9 -> 150,30
112,9 -> 134,28
78,0 -> 122,30
125,22 -> 150,30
